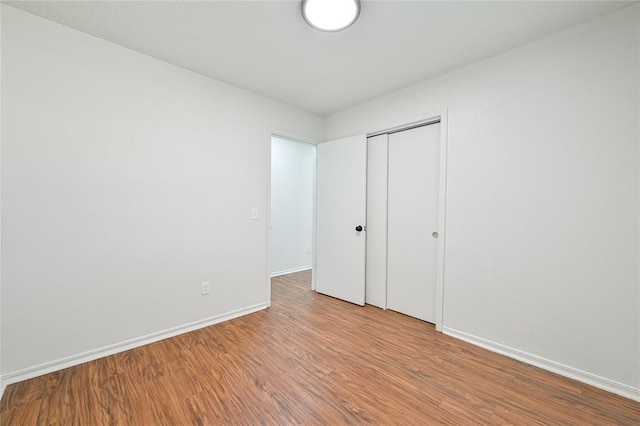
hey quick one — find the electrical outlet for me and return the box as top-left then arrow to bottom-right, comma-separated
201,281 -> 210,295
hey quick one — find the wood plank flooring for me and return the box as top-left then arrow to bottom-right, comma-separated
2,270 -> 639,425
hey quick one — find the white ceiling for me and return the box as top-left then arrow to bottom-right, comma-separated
4,0 -> 634,116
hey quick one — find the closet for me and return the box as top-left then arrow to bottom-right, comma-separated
366,122 -> 441,323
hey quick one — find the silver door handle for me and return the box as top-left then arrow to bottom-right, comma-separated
432,232 -> 438,239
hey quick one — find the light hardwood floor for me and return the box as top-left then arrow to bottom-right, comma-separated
1,270 -> 639,424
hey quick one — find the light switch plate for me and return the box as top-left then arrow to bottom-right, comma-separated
251,207 -> 259,220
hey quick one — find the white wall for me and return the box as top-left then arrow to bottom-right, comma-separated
327,5 -> 639,399
0,5 -> 324,380
270,137 -> 314,276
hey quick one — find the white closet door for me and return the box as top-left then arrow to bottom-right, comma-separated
316,134 -> 367,306
365,134 -> 388,308
387,123 -> 441,322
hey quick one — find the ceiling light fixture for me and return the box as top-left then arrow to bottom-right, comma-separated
302,0 -> 361,32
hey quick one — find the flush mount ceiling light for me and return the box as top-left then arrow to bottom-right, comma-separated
302,0 -> 361,32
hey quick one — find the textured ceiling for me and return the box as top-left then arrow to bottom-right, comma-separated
4,0 -> 634,116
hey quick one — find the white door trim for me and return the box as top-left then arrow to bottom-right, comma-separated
366,110 -> 449,332
434,109 -> 449,332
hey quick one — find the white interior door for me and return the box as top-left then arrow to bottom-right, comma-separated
387,123 -> 441,322
315,134 -> 367,306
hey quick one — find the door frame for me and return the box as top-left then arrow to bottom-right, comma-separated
366,110 -> 449,332
266,129 -> 318,307
267,109 -> 448,332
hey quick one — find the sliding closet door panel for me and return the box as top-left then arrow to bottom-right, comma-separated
365,134 -> 388,308
387,123 -> 440,322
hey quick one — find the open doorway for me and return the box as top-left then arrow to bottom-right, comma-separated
269,136 -> 315,286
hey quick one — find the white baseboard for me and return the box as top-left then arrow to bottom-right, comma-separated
442,327 -> 640,402
2,303 -> 268,386
0,380 -> 6,402
271,265 -> 311,277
